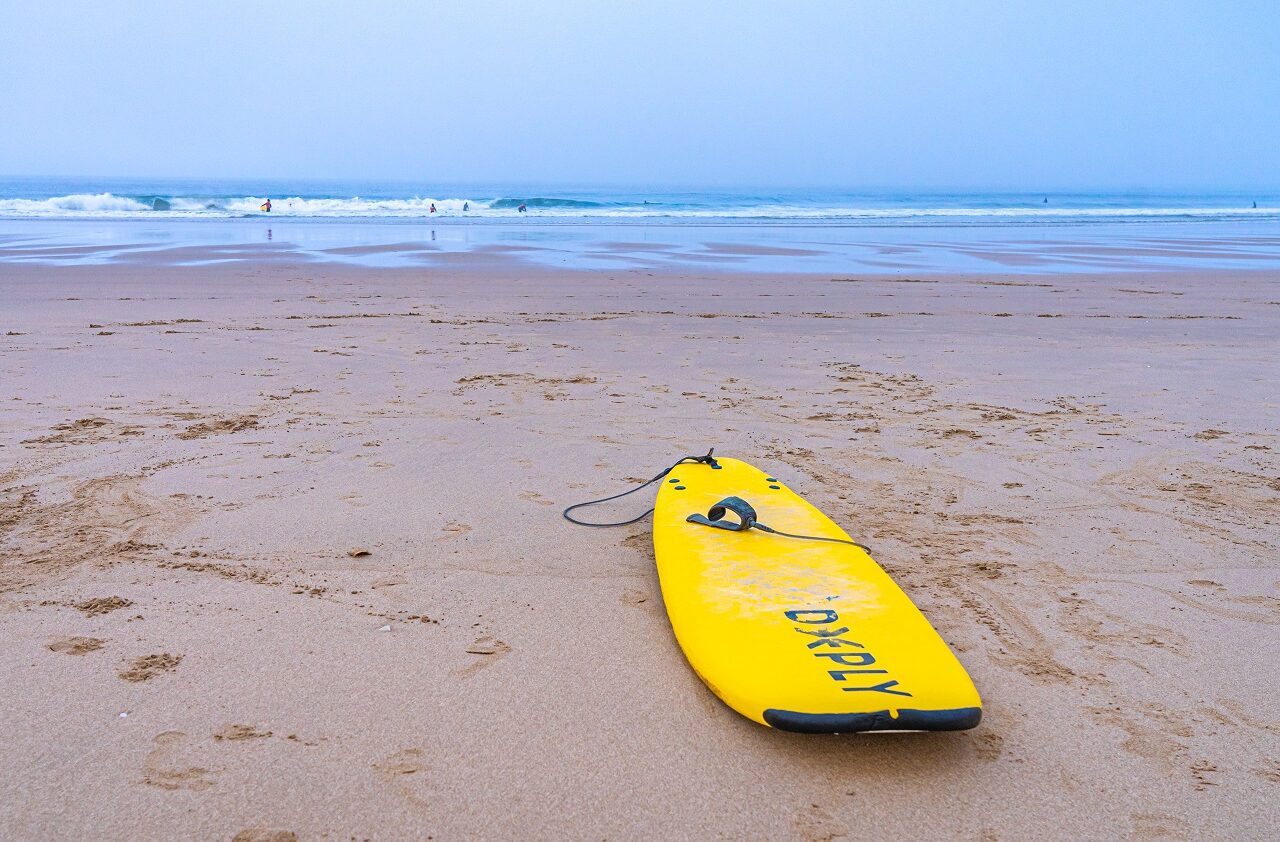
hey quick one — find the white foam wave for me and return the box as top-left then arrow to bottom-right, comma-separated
0,192 -> 154,214
223,196 -> 483,216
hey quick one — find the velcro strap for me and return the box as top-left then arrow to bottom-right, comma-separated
687,496 -> 757,531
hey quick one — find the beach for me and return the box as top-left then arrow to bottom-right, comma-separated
1,256 -> 1277,839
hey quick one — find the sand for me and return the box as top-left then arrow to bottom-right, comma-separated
0,259 -> 1277,840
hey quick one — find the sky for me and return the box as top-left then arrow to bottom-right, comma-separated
1,1 -> 1277,190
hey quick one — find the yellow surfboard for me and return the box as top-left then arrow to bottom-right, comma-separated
653,456 -> 981,733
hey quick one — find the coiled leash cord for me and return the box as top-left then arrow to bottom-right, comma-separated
563,449 -> 870,552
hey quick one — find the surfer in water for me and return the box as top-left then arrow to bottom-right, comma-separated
517,202 -> 527,213
260,198 -> 272,213
429,203 -> 436,214
463,201 -> 469,212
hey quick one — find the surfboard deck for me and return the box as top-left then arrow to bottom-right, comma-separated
653,456 -> 981,733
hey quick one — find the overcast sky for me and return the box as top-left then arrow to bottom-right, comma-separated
2,1 -> 1277,190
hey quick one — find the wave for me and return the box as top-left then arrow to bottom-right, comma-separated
0,193 -> 221,215
0,192 -> 154,213
488,197 -> 608,209
0,191 -> 1276,222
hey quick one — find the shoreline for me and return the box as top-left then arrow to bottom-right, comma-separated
1,260 -> 1277,839
5,216 -> 1280,274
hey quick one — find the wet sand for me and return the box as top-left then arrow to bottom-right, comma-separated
1,261 -> 1277,840
6,217 -> 1280,274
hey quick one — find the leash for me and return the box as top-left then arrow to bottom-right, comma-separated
563,450 -> 870,552
562,448 -> 721,527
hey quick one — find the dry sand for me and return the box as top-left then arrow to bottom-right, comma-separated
0,260 -> 1277,840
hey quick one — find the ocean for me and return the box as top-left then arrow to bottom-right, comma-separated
2,176 -> 1276,221
2,177 -> 1278,272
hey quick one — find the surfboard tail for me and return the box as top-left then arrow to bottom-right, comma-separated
763,706 -> 982,734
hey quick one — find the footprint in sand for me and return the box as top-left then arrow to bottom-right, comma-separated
620,589 -> 651,606
176,414 -> 260,440
47,636 -> 106,655
141,731 -> 216,791
1130,813 -> 1191,839
373,747 -> 431,808
340,492 -> 369,508
621,533 -> 654,558
119,653 -> 182,682
620,588 -> 663,617
442,520 -> 472,538
231,831 -> 297,842
371,575 -> 408,590
213,724 -> 273,742
794,803 -> 847,842
519,490 -> 554,507
970,730 -> 1004,762
455,636 -> 513,677
73,595 -> 133,616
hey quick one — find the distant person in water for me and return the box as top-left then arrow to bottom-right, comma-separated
260,198 -> 272,212
429,203 -> 436,214
517,202 -> 527,213
1043,197 -> 1048,204
463,201 -> 469,212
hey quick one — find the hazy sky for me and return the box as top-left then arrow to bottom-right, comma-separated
2,1 -> 1277,189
